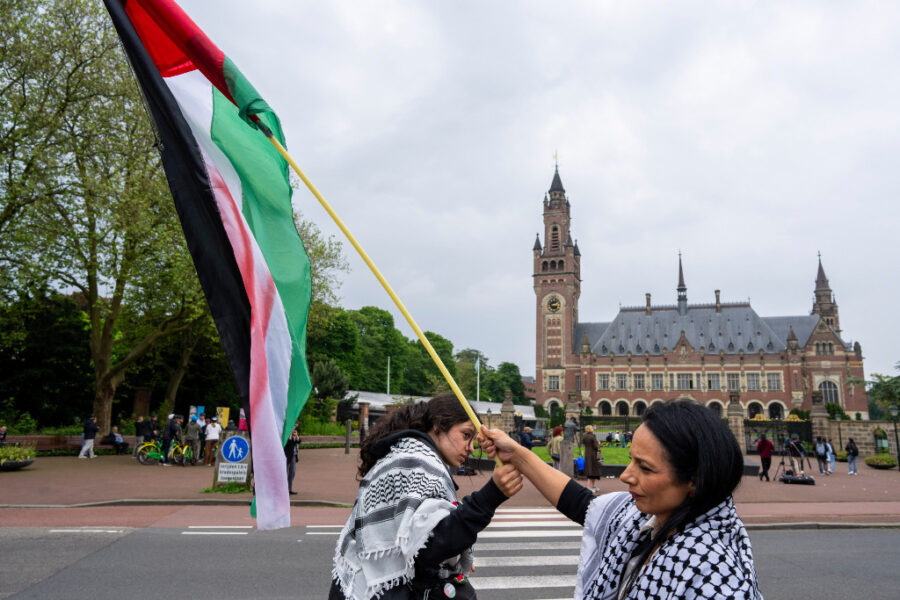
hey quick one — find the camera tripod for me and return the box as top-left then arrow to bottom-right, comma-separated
773,443 -> 812,481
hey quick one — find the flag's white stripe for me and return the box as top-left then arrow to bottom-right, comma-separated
166,70 -> 290,530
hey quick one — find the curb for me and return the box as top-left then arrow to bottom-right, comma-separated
744,521 -> 900,530
0,498 -> 352,509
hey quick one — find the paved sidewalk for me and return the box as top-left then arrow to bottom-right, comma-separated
2,450 -> 899,526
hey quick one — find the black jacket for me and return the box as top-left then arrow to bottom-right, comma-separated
135,420 -> 153,438
83,419 -> 99,440
329,430 -> 508,600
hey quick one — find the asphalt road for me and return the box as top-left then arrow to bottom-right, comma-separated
2,517 -> 898,599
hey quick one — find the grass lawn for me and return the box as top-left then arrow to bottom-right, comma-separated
525,445 -> 632,465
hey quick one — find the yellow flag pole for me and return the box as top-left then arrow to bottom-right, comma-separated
265,135 -> 500,464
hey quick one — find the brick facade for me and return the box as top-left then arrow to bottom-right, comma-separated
533,168 -> 868,420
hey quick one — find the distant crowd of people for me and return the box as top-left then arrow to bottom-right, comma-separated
76,412 -> 234,465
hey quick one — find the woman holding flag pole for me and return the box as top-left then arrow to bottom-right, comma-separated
329,394 -> 523,600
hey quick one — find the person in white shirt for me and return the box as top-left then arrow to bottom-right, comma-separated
203,418 -> 222,466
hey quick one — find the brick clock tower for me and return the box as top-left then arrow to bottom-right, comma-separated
533,166 -> 581,410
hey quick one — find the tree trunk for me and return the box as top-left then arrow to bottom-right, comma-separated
157,334 -> 198,419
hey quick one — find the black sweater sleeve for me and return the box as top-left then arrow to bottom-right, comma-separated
555,479 -> 595,526
414,477 -> 508,571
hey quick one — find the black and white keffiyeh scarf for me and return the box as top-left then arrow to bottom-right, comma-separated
575,492 -> 763,600
332,434 -> 471,600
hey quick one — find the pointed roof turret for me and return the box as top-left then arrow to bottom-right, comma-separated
677,253 -> 688,314
566,229 -> 574,247
549,165 -> 565,193
533,234 -> 542,251
574,240 -> 581,256
815,252 -> 830,291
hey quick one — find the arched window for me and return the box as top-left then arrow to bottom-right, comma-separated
633,401 -> 646,416
616,401 -> 629,416
542,261 -> 548,272
768,403 -> 783,419
815,343 -> 820,355
550,260 -> 556,270
828,343 -> 834,354
558,260 -> 565,271
707,402 -> 723,418
819,381 -> 839,404
599,401 -> 612,416
551,226 -> 560,250
748,402 -> 763,419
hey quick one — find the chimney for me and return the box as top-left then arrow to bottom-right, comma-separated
645,293 -> 651,315
715,289 -> 721,313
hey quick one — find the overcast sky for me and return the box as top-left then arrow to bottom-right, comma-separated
178,1 -> 899,383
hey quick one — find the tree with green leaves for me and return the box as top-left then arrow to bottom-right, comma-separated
1,0 -> 201,432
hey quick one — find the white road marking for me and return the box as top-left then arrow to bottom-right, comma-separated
49,529 -> 123,534
485,520 -> 581,529
475,555 -> 579,567
181,531 -> 248,535
307,532 -> 341,535
477,529 -> 582,538
187,525 -> 253,529
306,525 -> 343,528
475,541 -> 581,551
471,575 -> 576,589
491,513 -> 570,520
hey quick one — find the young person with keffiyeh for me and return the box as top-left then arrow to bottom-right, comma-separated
481,399 -> 763,600
329,394 -> 524,600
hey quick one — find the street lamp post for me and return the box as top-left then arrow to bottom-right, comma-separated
835,413 -> 842,450
890,405 -> 900,471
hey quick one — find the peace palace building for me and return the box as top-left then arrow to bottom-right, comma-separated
533,167 -> 869,420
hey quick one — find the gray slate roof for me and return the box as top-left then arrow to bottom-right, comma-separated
575,304 -> 831,356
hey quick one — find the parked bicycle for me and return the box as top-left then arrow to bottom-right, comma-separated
136,439 -> 195,466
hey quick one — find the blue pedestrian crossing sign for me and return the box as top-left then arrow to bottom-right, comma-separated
221,435 -> 249,463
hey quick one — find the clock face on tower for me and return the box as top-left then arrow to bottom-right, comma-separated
547,296 -> 561,313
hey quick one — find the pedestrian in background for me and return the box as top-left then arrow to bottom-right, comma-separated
133,416 -> 150,457
520,426 -> 534,450
814,437 -> 829,475
78,416 -> 99,459
185,416 -> 202,463
547,425 -> 563,469
284,426 -> 300,495
756,434 -> 774,482
845,438 -> 859,475
203,417 -> 222,466
826,438 -> 836,474
582,425 -> 602,492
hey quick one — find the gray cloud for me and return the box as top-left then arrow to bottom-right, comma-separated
180,1 -> 900,379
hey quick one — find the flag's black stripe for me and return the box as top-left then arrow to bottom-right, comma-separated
104,0 -> 252,428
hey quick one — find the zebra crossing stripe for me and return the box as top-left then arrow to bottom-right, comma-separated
478,529 -> 582,538
475,541 -> 581,551
475,555 -> 579,567
470,575 -> 576,589
485,520 -> 581,528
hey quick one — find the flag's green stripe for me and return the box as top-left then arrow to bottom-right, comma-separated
211,59 -> 312,443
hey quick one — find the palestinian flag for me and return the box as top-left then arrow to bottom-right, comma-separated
104,0 -> 312,529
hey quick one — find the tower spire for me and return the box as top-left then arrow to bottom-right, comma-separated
677,252 -> 688,314
815,252 -> 830,291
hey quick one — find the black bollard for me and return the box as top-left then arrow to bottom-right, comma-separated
345,419 -> 351,454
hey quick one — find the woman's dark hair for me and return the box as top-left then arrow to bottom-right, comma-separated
635,399 -> 743,563
357,393 -> 469,477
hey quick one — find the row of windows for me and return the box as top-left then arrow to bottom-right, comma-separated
546,399 -> 788,420
591,372 -> 782,392
815,342 -> 836,355
541,260 -> 565,272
